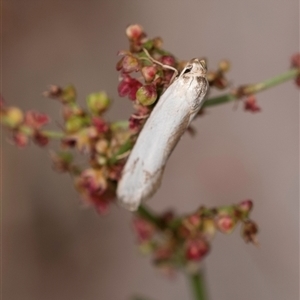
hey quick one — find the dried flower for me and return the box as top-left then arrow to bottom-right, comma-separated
241,220 -> 259,245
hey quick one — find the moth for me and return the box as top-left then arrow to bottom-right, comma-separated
117,55 -> 209,211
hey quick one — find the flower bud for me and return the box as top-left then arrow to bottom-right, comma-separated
33,132 -> 49,147
185,237 -> 210,261
42,85 -> 63,99
50,151 -> 73,172
132,217 -> 155,243
141,66 -> 157,82
12,131 -> 28,147
126,24 -> 144,41
160,55 -> 176,67
202,218 -> 216,241
152,37 -> 163,49
61,85 -> 76,104
291,53 -> 300,68
2,107 -> 24,128
238,199 -> 253,214
136,84 -> 157,106
244,95 -> 261,113
218,60 -> 230,72
65,116 -> 86,133
95,139 -> 109,154
215,215 -> 236,234
86,91 -> 110,115
25,111 -> 50,129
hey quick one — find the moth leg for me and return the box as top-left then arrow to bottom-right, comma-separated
142,48 -> 179,80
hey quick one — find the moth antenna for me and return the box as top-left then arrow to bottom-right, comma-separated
142,48 -> 179,78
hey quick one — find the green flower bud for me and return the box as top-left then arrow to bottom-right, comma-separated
136,84 -> 157,106
86,91 -> 111,115
62,85 -> 76,104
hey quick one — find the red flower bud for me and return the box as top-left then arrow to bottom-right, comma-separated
132,217 -> 155,243
118,75 -> 142,101
244,95 -> 261,113
33,131 -> 49,147
160,55 -> 176,67
185,237 -> 210,261
291,53 -> 300,68
238,199 -> 253,214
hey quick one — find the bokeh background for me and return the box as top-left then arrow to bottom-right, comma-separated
2,1 -> 299,299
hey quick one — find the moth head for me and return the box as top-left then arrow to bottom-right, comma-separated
180,58 -> 207,77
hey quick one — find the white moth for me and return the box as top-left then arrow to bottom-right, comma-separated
117,57 -> 209,211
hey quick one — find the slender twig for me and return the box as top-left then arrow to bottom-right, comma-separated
203,68 -> 300,108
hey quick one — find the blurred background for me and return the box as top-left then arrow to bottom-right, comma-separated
2,0 -> 299,299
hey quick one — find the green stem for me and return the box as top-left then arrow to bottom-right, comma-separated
189,271 -> 207,300
137,204 -> 163,228
204,67 -> 300,108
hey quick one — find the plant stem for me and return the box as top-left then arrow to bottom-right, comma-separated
137,204 -> 163,228
204,67 -> 300,108
189,271 -> 207,300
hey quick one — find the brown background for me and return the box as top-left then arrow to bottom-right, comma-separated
2,0 -> 299,299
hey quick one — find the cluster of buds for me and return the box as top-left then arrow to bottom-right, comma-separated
1,99 -> 50,147
42,84 -> 132,213
132,199 -> 258,274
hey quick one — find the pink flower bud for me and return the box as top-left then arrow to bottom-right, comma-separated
238,199 -> 253,213
25,111 -> 50,129
126,24 -> 144,41
120,55 -> 140,73
185,238 -> 210,261
216,215 -> 236,234
244,95 -> 261,113
132,217 -> 155,243
136,84 -> 157,106
141,66 -> 157,82
12,131 -> 28,147
291,53 -> 300,68
91,117 -> 109,134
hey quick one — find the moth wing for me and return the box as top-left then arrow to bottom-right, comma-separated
117,81 -> 190,211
